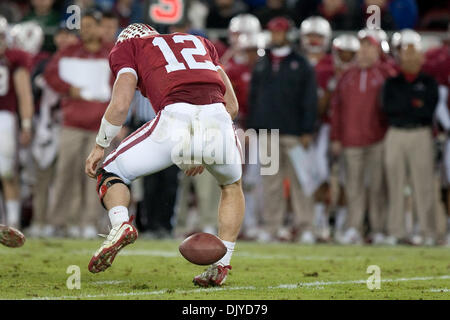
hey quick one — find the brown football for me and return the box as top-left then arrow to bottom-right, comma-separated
179,233 -> 226,265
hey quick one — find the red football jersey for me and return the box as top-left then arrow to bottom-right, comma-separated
109,33 -> 226,113
224,56 -> 252,122
0,48 -> 33,113
423,45 -> 449,108
314,54 -> 334,90
314,54 -> 335,123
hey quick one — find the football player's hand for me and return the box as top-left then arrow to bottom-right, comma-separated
185,165 -> 204,177
85,144 -> 105,178
19,129 -> 32,146
69,86 -> 82,99
299,134 -> 313,149
331,141 -> 342,157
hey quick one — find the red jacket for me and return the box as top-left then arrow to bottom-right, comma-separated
44,40 -> 113,132
224,56 -> 252,123
330,61 -> 397,147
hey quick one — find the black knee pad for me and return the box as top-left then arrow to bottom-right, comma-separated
96,168 -> 129,209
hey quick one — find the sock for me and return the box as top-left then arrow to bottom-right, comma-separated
108,206 -> 129,228
314,203 -> 327,229
6,200 -> 20,228
217,240 -> 235,266
335,206 -> 347,233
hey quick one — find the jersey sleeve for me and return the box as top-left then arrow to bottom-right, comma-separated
109,40 -> 138,80
9,49 -> 33,71
202,38 -> 221,70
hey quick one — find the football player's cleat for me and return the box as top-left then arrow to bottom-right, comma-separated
0,224 -> 26,248
193,264 -> 232,287
88,217 -> 138,273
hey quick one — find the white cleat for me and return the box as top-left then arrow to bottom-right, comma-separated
299,230 -> 316,245
337,228 -> 362,245
88,217 -> 138,273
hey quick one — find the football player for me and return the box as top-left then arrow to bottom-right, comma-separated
299,16 -> 334,241
85,24 -> 244,287
221,13 -> 262,66
0,16 -> 34,232
299,16 -> 332,67
331,34 -> 360,76
328,34 -> 360,241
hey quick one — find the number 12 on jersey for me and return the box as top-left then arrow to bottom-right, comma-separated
152,35 -> 217,73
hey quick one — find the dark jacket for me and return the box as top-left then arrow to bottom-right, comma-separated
382,72 -> 438,128
247,50 -> 318,136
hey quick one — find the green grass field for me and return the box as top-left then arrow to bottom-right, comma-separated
1,239 -> 450,300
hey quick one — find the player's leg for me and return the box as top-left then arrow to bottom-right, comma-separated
193,105 -> 245,286
89,115 -> 176,273
1,177 -> 20,228
193,178 -> 245,287
0,111 -> 20,229
217,179 -> 245,242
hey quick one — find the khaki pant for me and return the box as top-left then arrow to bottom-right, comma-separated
49,127 -> 103,229
174,170 -> 221,233
343,141 -> 385,233
261,134 -> 314,236
32,159 -> 56,226
385,127 -> 435,238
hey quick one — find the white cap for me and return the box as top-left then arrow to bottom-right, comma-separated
300,16 -> 332,53
399,29 -> 422,51
10,21 -> 44,55
0,16 -> 7,36
228,14 -> 261,34
332,34 -> 360,52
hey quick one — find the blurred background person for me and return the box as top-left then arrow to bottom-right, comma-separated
111,0 -> 143,29
43,11 -> 112,238
221,13 -> 262,67
254,0 -> 294,28
0,16 -> 34,229
206,0 -> 248,29
382,30 -> 438,246
222,14 -> 262,125
330,29 -> 396,245
100,11 -> 119,44
8,20 -> 45,233
327,33 -> 360,241
247,16 -> 318,243
299,16 -> 334,241
22,0 -> 61,53
422,31 -> 450,244
27,25 -> 78,238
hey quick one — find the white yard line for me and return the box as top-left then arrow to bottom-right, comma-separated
91,280 -> 129,285
429,288 -> 450,292
28,274 -> 450,300
74,249 -> 359,261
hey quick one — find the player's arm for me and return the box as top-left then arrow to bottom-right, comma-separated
13,67 -> 34,145
218,67 -> 239,120
85,72 -> 137,178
